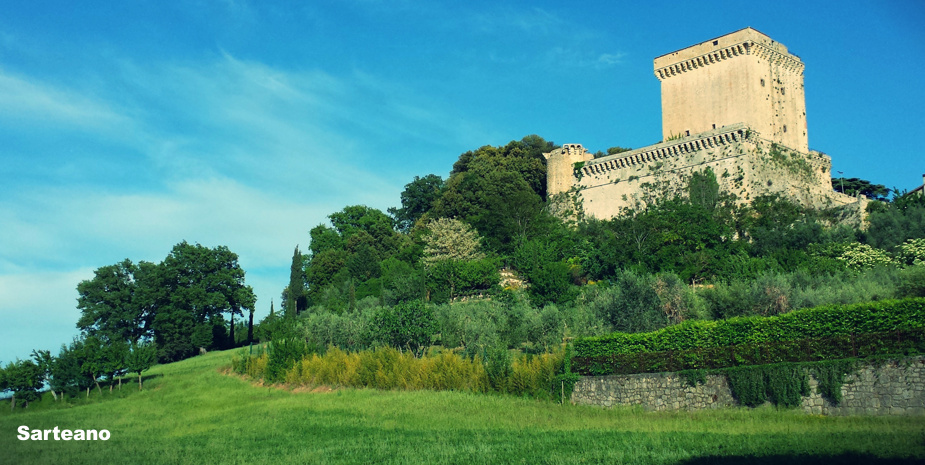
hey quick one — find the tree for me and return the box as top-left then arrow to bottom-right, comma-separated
372,300 -> 436,355
831,177 -> 890,201
101,340 -> 129,391
125,342 -> 157,390
78,335 -> 106,396
284,246 -> 308,316
50,341 -> 84,399
388,174 -> 445,232
607,146 -> 632,155
152,242 -> 256,361
422,218 -> 485,265
328,205 -> 397,255
5,359 -> 43,410
77,259 -> 156,345
688,167 -> 720,211
0,363 -> 7,403
31,350 -> 57,401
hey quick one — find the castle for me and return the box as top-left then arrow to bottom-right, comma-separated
545,28 -> 862,219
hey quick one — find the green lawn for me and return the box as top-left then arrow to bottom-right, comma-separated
1,349 -> 923,464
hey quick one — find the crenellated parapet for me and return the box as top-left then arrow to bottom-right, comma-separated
655,40 -> 804,81
580,124 -> 753,178
751,42 -> 804,75
655,42 -> 751,81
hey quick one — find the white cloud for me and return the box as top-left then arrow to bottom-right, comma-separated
0,48 -> 488,362
0,269 -> 92,362
0,69 -> 129,131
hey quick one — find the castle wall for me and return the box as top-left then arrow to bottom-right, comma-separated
544,143 -> 593,197
570,126 -> 854,219
545,28 -> 854,221
571,356 -> 925,416
655,28 -> 808,152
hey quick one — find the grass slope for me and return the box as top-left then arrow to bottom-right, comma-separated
1,349 -> 924,464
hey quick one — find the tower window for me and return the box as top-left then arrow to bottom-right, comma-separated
713,40 -> 718,45
712,124 -> 716,129
783,125 -> 787,133
685,130 -> 690,136
761,78 -> 765,87
781,88 -> 786,95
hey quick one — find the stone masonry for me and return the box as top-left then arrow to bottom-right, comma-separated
545,28 -> 864,219
571,356 -> 925,416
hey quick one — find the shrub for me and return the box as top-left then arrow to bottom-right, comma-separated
371,300 -> 436,355
897,238 -> 925,266
813,242 -> 895,271
899,266 -> 925,298
573,298 -> 925,360
723,363 -> 808,408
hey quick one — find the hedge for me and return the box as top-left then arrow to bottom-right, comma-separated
572,328 -> 925,376
573,298 -> 925,359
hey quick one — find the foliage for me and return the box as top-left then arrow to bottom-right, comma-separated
831,177 -> 890,201
863,200 -> 925,250
421,218 -> 484,265
283,245 -> 308,316
898,266 -> 925,298
371,300 -> 436,355
76,259 -> 157,345
897,238 -> 925,266
573,298 -> 925,360
388,174 -> 445,233
3,359 -> 43,409
810,359 -> 856,405
426,258 -> 500,303
5,350 -> 925,464
812,242 -> 895,271
722,363 -> 809,408
688,167 -> 720,211
125,342 -> 158,390
76,242 -> 257,364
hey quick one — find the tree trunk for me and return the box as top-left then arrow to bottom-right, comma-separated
86,386 -> 90,398
50,389 -> 58,402
95,380 -> 102,394
118,377 -> 122,390
247,309 -> 254,345
138,372 -> 143,391
229,312 -> 235,348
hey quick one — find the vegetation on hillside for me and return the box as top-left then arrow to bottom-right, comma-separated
4,134 -> 925,413
4,350 -> 924,464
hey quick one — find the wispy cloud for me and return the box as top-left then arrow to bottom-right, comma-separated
0,69 -> 130,131
0,48 -> 488,361
544,47 -> 626,69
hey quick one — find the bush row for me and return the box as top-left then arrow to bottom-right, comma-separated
231,345 -> 570,400
572,328 -> 925,376
573,298 -> 925,359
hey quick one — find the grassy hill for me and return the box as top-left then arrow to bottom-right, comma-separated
2,349 -> 924,464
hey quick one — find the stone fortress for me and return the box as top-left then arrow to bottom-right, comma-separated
545,27 -> 863,219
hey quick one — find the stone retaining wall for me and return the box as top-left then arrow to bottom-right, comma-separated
571,356 -> 925,415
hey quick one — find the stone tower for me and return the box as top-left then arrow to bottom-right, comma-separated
543,143 -> 592,196
544,27 -> 861,221
654,28 -> 808,152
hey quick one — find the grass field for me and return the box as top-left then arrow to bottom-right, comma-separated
1,349 -> 924,464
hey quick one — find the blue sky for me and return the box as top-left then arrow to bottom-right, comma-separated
2,1 -> 924,363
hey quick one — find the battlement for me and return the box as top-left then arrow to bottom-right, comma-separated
656,27 -> 808,152
581,124 -> 752,177
654,33 -> 804,81
545,28 -> 855,221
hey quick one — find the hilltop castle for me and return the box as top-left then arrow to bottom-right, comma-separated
545,27 -> 863,219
